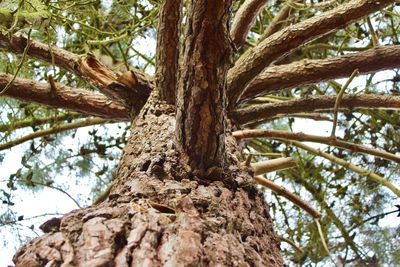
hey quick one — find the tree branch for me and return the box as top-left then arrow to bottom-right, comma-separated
0,32 -> 153,113
0,112 -> 83,133
227,0 -> 395,107
279,236 -> 304,254
0,73 -> 129,121
233,129 -> 400,164
0,117 -> 112,151
240,45 -> 400,103
230,0 -> 269,48
255,176 -> 322,219
155,0 -> 182,104
251,157 -> 297,175
0,32 -> 77,74
232,94 -> 400,125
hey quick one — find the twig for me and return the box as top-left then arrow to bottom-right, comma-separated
259,0 -> 296,41
0,28 -> 32,96
14,179 -> 82,208
366,16 -> 380,47
348,208 -> 400,233
0,112 -> 83,132
315,219 -> 338,266
279,235 -> 304,254
331,69 -> 359,137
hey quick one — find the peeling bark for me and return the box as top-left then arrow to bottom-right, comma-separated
0,32 -> 153,113
176,0 -> 233,171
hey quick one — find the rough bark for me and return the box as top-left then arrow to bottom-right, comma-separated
13,93 -> 284,267
230,0 -> 269,48
0,73 -> 129,121
176,0 -> 233,171
227,0 -> 395,108
232,94 -> 400,125
155,0 -> 182,104
241,45 -> 400,103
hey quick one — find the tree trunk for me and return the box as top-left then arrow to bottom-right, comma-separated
13,0 -> 283,265
12,92 -> 283,266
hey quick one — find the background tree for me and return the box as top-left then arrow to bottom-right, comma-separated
0,0 -> 399,266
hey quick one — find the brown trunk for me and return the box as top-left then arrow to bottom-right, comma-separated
13,1 -> 283,265
176,0 -> 232,172
13,92 -> 283,266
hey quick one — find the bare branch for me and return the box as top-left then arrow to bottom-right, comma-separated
255,176 -> 322,218
230,0 -> 269,48
240,45 -> 400,103
0,117 -> 112,152
155,0 -> 182,104
0,73 -> 129,121
233,129 -> 400,164
232,94 -> 400,125
227,0 -> 395,107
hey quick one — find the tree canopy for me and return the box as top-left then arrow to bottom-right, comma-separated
0,0 -> 399,265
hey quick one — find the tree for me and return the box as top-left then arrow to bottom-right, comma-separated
0,0 -> 399,265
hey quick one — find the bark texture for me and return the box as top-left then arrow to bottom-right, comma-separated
13,93 -> 284,267
155,0 -> 182,104
176,0 -> 233,171
230,0 -> 269,47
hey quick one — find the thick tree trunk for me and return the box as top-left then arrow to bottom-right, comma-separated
13,1 -> 284,265
13,92 -> 283,266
